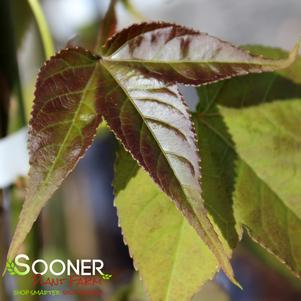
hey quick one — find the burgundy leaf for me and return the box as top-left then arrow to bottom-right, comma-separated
103,22 -> 299,85
7,47 -> 103,261
96,0 -> 118,54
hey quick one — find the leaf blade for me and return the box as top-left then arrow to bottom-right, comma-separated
193,46 -> 301,278
234,159 -> 301,278
103,22 -> 299,85
193,101 -> 238,248
96,0 -> 118,54
220,99 -> 301,277
7,48 -> 103,261
99,61 -> 237,282
221,100 -> 301,220
114,149 -> 219,301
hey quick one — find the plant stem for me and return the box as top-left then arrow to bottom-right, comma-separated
27,0 -> 54,59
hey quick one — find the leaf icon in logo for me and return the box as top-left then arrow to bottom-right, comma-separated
101,273 -> 112,280
6,259 -> 22,276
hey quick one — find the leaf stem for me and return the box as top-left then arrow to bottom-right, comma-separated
27,0 -> 54,59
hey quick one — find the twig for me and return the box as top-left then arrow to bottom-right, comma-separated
27,0 -> 55,59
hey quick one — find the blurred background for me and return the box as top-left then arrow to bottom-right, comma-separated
1,0 -> 301,300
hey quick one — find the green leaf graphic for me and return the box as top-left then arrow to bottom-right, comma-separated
6,259 -> 21,276
102,273 -> 113,280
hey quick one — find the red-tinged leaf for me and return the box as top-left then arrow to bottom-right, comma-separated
7,47 -> 103,261
98,62 -> 238,284
96,0 -> 118,54
103,22 -> 299,85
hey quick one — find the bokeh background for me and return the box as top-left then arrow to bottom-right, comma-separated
1,1 -> 301,300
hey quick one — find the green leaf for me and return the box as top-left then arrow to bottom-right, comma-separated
193,46 -> 301,233
220,99 -> 301,277
193,99 -> 238,248
221,99 -> 301,220
7,47 -> 103,262
103,22 -> 299,85
114,149 -> 220,301
193,46 -> 301,278
234,160 -> 301,278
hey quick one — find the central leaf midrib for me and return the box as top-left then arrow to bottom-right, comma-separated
103,57 -> 281,66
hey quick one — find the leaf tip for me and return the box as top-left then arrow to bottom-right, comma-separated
289,37 -> 301,59
231,277 -> 243,290
221,264 -> 242,290
278,38 -> 301,69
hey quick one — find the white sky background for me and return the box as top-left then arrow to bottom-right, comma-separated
43,0 -> 301,49
0,129 -> 29,188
